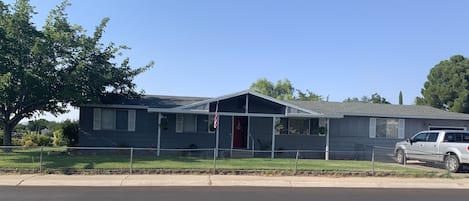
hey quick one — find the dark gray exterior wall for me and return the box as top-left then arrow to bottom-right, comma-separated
249,117 -> 273,150
158,113 -> 232,149
79,107 -> 158,147
327,116 -> 469,159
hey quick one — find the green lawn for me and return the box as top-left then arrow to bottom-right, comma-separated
0,148 -> 430,175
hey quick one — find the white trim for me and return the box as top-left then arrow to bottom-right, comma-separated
428,125 -> 467,131
231,116 -> 234,157
271,117 -> 276,159
82,104 -> 148,109
175,114 -> 183,133
174,90 -> 324,116
147,108 -> 342,118
325,118 -> 330,160
369,118 -> 376,138
157,113 -> 162,157
127,110 -> 136,132
93,108 -> 102,130
398,119 -> 405,139
247,116 -> 251,149
245,94 -> 249,114
341,113 -> 469,121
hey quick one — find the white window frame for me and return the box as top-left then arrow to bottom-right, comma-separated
369,118 -> 405,139
92,108 -> 136,132
428,126 -> 467,131
175,113 -> 198,133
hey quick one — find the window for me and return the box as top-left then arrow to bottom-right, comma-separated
289,118 -> 310,135
176,114 -> 215,133
444,132 -> 469,143
412,132 -> 438,142
275,118 -> 323,135
370,118 -> 405,139
93,108 -> 136,131
176,114 -> 197,133
412,133 -> 428,142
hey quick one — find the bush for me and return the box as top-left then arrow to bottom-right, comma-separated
21,133 -> 52,147
62,120 -> 79,146
52,129 -> 68,147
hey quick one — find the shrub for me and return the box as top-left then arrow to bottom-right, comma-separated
52,129 -> 68,147
62,120 -> 79,146
21,133 -> 51,147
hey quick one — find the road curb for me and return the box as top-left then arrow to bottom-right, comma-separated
2,174 -> 469,189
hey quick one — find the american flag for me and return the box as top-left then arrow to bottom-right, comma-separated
213,101 -> 219,129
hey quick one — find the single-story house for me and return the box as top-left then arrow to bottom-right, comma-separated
79,90 -> 469,159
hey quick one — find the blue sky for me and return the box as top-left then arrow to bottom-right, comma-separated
5,0 -> 469,121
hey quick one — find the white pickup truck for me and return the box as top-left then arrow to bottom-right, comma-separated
394,130 -> 469,173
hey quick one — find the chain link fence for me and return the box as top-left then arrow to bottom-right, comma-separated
0,145 -> 453,176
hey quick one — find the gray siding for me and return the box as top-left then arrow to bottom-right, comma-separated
327,116 -> 469,159
79,107 -> 158,147
249,117 -> 273,150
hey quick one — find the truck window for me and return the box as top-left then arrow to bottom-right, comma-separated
464,133 -> 469,142
444,133 -> 455,142
426,133 -> 438,142
413,133 -> 427,142
445,132 -> 469,143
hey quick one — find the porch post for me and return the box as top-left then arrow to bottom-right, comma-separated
271,117 -> 276,159
157,113 -> 162,157
325,118 -> 330,160
215,117 -> 220,158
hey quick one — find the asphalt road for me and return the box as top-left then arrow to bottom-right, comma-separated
1,187 -> 468,201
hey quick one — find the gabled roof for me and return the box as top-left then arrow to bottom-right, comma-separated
287,101 -> 469,120
82,90 -> 469,120
124,95 -> 209,108
176,90 -> 322,116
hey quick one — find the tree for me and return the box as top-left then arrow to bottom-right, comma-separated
0,0 -> 153,146
61,120 -> 78,146
343,93 -> 390,104
296,89 -> 323,101
250,78 -> 294,100
370,93 -> 390,104
419,55 -> 469,113
399,91 -> 403,105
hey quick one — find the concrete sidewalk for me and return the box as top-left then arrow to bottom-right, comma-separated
2,174 -> 469,189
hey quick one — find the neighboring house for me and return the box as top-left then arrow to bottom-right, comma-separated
79,90 -> 469,159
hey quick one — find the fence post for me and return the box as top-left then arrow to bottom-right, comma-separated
213,148 -> 217,174
371,146 -> 375,176
39,146 -> 44,173
447,153 -> 451,176
403,151 -> 407,167
294,150 -> 299,175
129,147 -> 134,174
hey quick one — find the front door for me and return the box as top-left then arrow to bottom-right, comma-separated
233,116 -> 248,148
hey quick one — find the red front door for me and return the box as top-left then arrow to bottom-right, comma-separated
233,116 -> 248,148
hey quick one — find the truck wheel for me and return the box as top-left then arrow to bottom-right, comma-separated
445,154 -> 461,173
396,149 -> 406,164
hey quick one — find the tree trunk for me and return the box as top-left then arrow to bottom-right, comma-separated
3,122 -> 13,146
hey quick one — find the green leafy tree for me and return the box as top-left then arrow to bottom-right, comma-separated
344,93 -> 390,104
250,78 -> 294,100
296,89 -> 323,101
370,93 -> 390,104
419,55 -> 469,113
61,120 -> 78,146
0,0 -> 153,146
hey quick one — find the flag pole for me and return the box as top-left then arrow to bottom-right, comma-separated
214,101 -> 219,158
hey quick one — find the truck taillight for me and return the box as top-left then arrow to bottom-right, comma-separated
467,146 -> 469,152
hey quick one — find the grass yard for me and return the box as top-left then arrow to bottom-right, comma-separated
0,147 -> 432,175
